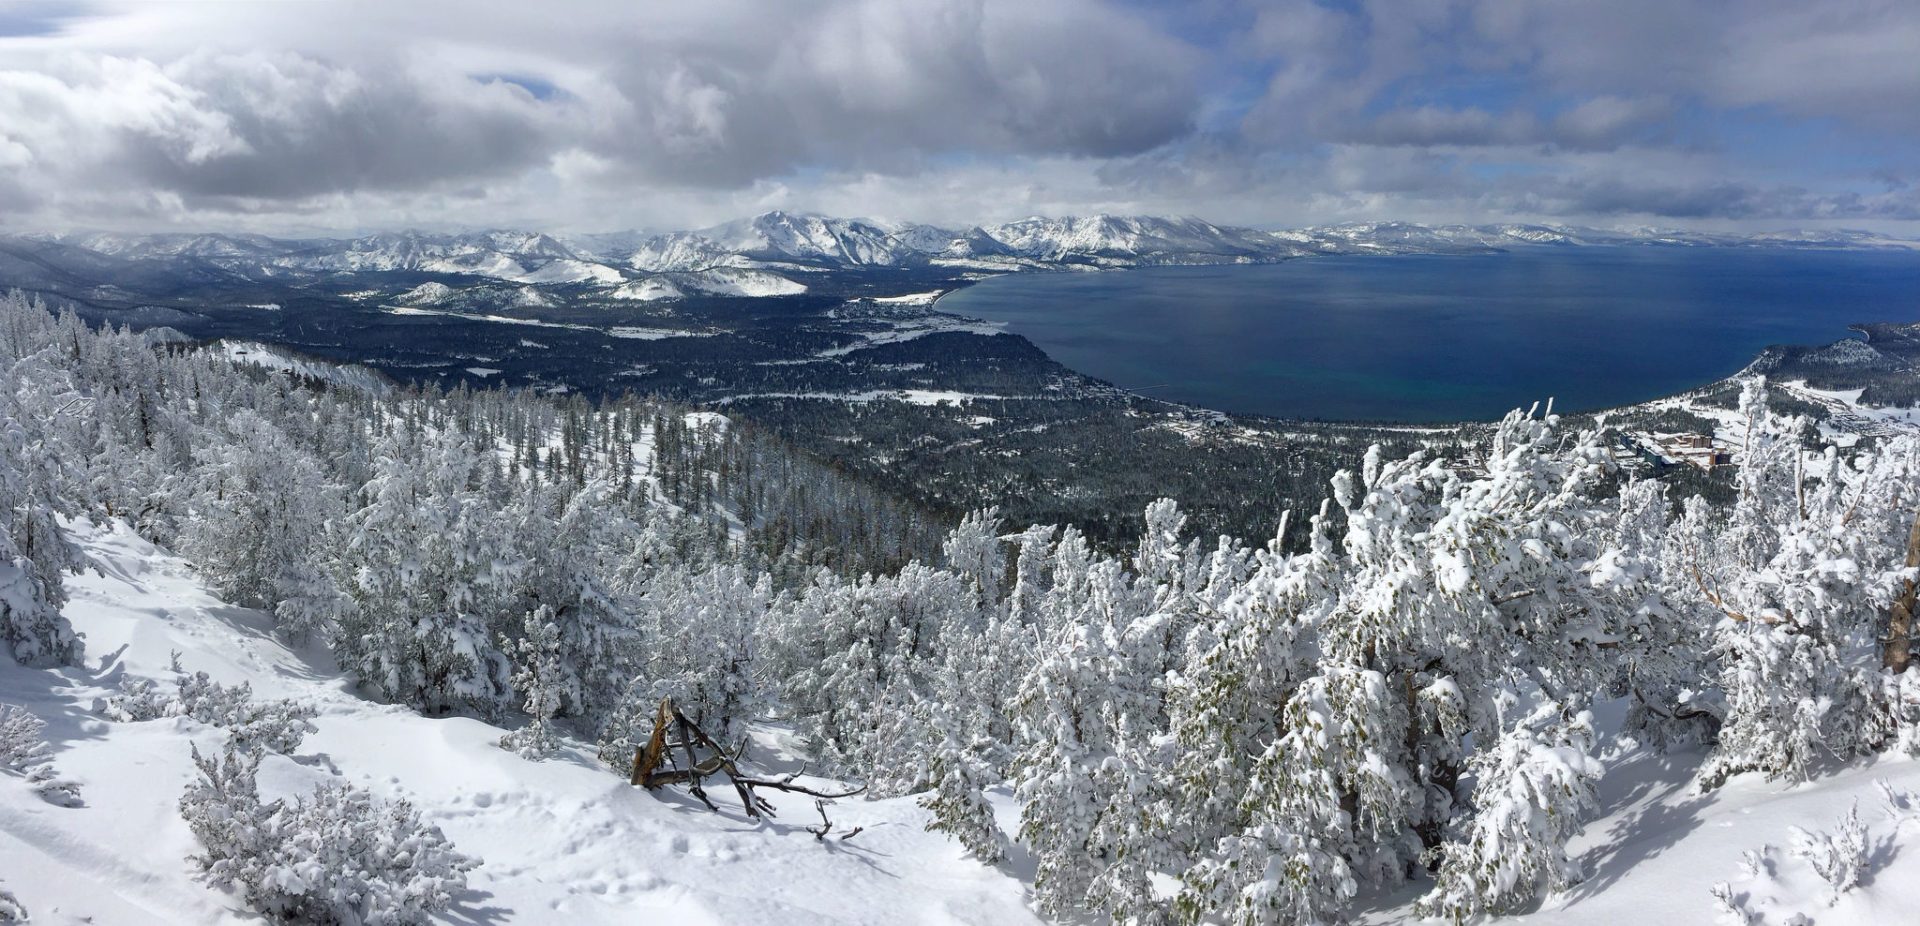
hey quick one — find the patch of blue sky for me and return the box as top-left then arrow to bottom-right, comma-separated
471,73 -> 566,103
1675,101 -> 1897,178
1469,161 -> 1557,181
1362,68 -> 1532,119
0,0 -> 86,38
1192,61 -> 1277,133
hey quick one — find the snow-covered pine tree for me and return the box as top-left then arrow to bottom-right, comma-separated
1,702 -> 81,805
0,416 -> 82,667
1684,380 -> 1920,787
1010,544 -> 1170,918
919,692 -> 1013,864
942,507 -> 1006,613
628,563 -> 770,742
105,669 -> 317,755
181,737 -> 474,925
510,479 -> 644,723
765,562 -> 975,791
1416,701 -> 1603,919
335,428 -> 514,716
1173,506 -> 1341,924
501,606 -> 565,759
1011,602 -> 1123,918
176,408 -> 346,641
1179,406 -> 1641,923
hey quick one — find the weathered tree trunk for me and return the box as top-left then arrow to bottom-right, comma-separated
631,697 -> 677,787
631,695 -> 863,819
1885,504 -> 1920,673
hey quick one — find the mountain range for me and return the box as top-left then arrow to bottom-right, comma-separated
8,213 -> 1914,307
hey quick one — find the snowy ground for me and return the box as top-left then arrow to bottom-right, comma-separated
1362,731 -> 1920,924
215,342 -> 391,396
714,389 -> 1028,407
1776,379 -> 1920,439
0,519 -> 1039,925
814,316 -> 1007,358
4,517 -> 1919,924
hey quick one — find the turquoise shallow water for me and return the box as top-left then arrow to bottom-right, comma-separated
937,247 -> 1920,422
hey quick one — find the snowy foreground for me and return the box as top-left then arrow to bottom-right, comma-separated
5,517 -> 1920,925
1,519 -> 1035,925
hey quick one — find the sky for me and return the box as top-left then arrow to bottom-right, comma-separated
0,0 -> 1915,235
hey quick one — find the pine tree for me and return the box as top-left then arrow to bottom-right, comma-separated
0,417 -> 82,667
501,606 -> 565,759
1417,702 -> 1603,919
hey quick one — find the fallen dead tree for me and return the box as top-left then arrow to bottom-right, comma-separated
630,697 -> 865,820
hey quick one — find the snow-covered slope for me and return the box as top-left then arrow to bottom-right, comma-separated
619,213 -> 941,271
1361,721 -> 1920,924
701,212 -> 919,266
214,340 -> 393,396
6,517 -> 1919,924
610,267 -> 808,301
979,214 -> 1290,264
0,518 -> 1040,924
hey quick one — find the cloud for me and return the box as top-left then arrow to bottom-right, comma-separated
571,0 -> 1200,185
0,0 -> 1201,213
0,0 -> 1912,231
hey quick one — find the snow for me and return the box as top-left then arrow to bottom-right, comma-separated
384,306 -> 595,332
608,268 -> 806,301
214,341 -> 391,396
609,279 -> 682,301
1359,743 -> 1920,925
6,452 -> 1920,926
465,367 -> 501,378
399,282 -> 455,305
606,326 -> 718,341
816,315 -> 1006,358
0,518 -> 1043,924
385,308 -> 730,345
510,259 -> 625,286
1778,380 -> 1920,436
871,291 -> 946,306
716,390 -> 1014,407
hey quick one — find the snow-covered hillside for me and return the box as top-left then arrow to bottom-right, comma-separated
6,517 -> 1919,924
609,267 -> 808,300
7,293 -> 1920,925
214,340 -> 393,396
0,518 -> 1039,925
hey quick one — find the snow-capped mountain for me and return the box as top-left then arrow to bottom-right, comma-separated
9,216 -> 1913,314
265,232 -> 625,284
608,266 -> 808,300
978,214 -> 1292,263
611,212 -> 1333,273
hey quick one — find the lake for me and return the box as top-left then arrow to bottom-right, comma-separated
936,247 -> 1920,422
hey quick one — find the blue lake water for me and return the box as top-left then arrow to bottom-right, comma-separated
937,248 -> 1920,422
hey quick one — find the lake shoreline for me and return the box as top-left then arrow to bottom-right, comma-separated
932,247 -> 1920,424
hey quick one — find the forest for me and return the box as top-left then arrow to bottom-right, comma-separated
3,290 -> 1918,924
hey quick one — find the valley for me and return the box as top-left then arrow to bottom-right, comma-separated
4,213 -> 1917,549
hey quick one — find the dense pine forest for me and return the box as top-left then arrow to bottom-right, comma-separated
4,291 -> 1919,924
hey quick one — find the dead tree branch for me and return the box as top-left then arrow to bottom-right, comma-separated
632,697 -> 866,821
